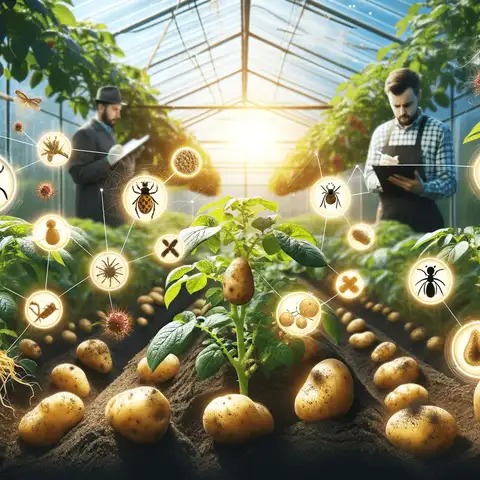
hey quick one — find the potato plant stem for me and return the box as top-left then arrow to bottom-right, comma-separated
230,303 -> 249,395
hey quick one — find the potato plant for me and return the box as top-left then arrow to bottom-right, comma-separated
147,196 -> 340,395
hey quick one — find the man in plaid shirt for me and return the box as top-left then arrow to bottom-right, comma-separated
364,68 -> 456,232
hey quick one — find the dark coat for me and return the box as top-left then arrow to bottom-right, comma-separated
68,118 -> 129,227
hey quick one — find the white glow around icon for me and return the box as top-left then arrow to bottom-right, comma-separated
32,214 -> 71,251
171,147 -> 203,178
310,176 -> 351,219
347,223 -> 375,251
90,251 -> 129,292
123,174 -> 167,222
37,132 -> 71,167
276,292 -> 322,337
155,234 -> 185,265
0,155 -> 17,214
25,290 -> 63,329
335,269 -> 365,300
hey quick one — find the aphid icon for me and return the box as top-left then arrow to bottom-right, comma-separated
320,182 -> 341,209
415,265 -> 445,298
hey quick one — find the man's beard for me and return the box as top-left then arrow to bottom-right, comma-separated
398,109 -> 418,126
101,109 -> 116,127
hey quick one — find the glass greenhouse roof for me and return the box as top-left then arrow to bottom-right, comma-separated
71,0 -> 417,165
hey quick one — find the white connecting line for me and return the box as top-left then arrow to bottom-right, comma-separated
443,301 -> 462,327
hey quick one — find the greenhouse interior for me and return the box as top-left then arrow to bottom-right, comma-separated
0,1 -> 480,479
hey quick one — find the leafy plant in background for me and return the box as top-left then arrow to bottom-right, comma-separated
270,0 -> 480,195
147,196 -> 340,396
0,0 -> 220,194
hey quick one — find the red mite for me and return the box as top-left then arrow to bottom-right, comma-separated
36,182 -> 56,200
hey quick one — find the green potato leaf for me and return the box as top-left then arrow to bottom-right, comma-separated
195,343 -> 226,380
273,230 -> 328,267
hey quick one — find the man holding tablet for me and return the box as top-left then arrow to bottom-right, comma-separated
364,68 -> 456,232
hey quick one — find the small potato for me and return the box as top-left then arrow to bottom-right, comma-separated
384,384 -> 429,413
105,387 -> 171,443
62,330 -> 77,344
192,308 -> 202,316
371,342 -> 397,363
341,312 -> 354,325
44,335 -> 54,345
410,327 -> 426,342
346,318 -> 365,334
50,363 -> 90,398
137,317 -> 149,327
78,318 -> 92,333
372,303 -> 384,313
140,303 -> 154,316
137,295 -> 154,305
359,296 -> 369,304
474,381 -> 480,422
404,322 -> 414,332
365,301 -> 374,309
427,336 -> 445,351
152,286 -> 165,294
387,312 -> 401,323
200,302 -> 213,316
203,394 -> 273,444
96,310 -> 107,319
67,322 -> 76,331
382,307 -> 392,315
335,307 -> 346,317
295,359 -> 353,421
76,339 -> 112,373
386,405 -> 457,456
137,355 -> 180,383
295,315 -> 308,329
349,331 -> 376,349
19,339 -> 42,359
148,292 -> 165,306
193,298 -> 206,309
374,356 -> 420,389
18,392 -> 84,446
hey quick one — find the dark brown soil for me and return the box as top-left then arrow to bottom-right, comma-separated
2,282 -> 480,480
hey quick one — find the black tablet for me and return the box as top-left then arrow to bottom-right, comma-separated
372,165 -> 426,193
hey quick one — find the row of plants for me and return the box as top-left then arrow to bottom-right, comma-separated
270,0 -> 480,195
1,0 -> 220,194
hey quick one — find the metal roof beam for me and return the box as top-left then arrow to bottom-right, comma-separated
241,0 -> 251,103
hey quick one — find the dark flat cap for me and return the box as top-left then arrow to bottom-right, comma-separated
95,86 -> 127,105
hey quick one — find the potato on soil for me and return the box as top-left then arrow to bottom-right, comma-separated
105,387 -> 171,443
203,394 -> 273,444
76,339 -> 112,373
427,336 -> 444,351
19,339 -> 41,359
137,354 -> 180,383
78,318 -> 92,333
96,310 -> 107,319
50,363 -> 90,398
192,298 -> 206,309
222,257 -> 254,305
382,307 -> 392,315
374,357 -> 420,389
371,342 -> 396,363
346,318 -> 365,334
404,322 -> 414,332
295,359 -> 353,421
136,317 -> 148,327
335,307 -> 346,317
299,298 -> 319,317
44,335 -> 54,344
386,405 -> 457,456
384,384 -> 429,413
137,295 -> 154,305
372,303 -> 384,313
148,292 -> 165,305
151,286 -> 165,294
62,330 -> 77,344
341,312 -> 354,325
410,327 -> 426,342
200,302 -> 213,315
359,296 -> 368,304
192,308 -> 202,316
349,331 -> 376,349
365,301 -> 374,309
140,303 -> 154,316
68,322 -> 76,331
387,312 -> 401,323
18,392 -> 84,446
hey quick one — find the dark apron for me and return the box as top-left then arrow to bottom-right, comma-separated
378,116 -> 444,233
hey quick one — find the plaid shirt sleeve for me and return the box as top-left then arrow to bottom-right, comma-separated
364,124 -> 386,192
420,123 -> 456,199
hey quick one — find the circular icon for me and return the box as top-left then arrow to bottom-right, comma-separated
445,319 -> 480,383
0,155 -> 17,214
155,234 -> 185,265
347,223 -> 375,251
471,152 -> 480,196
37,132 -> 72,167
171,147 -> 203,178
335,269 -> 365,300
310,176 -> 351,218
90,251 -> 129,292
276,292 -> 322,336
408,257 -> 453,305
25,290 -> 63,329
32,214 -> 71,251
123,174 -> 167,222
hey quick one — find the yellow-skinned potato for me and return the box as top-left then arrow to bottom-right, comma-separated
137,354 -> 180,383
372,303 -> 384,313
374,357 -> 419,389
474,381 -> 480,422
76,339 -> 112,373
295,359 -> 353,421
105,387 -> 171,443
346,318 -> 365,334
371,342 -> 397,363
386,405 -> 457,456
382,307 -> 392,315
404,322 -> 414,332
50,363 -> 90,398
137,295 -> 154,305
341,312 -> 354,325
426,336 -> 445,351
335,307 -> 346,317
62,330 -> 77,344
136,317 -> 148,327
19,339 -> 42,359
152,286 -> 165,294
78,318 -> 92,333
349,331 -> 376,349
140,303 -> 154,316
384,384 -> 429,413
387,312 -> 401,323
44,335 -> 54,345
222,257 -> 254,305
18,392 -> 84,446
148,291 -> 165,306
193,298 -> 206,309
365,301 -> 374,309
203,394 -> 273,443
410,327 -> 426,342
200,302 -> 213,316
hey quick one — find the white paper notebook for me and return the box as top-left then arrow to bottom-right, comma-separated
119,134 -> 150,161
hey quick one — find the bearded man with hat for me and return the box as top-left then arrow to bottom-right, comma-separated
69,85 -> 139,227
